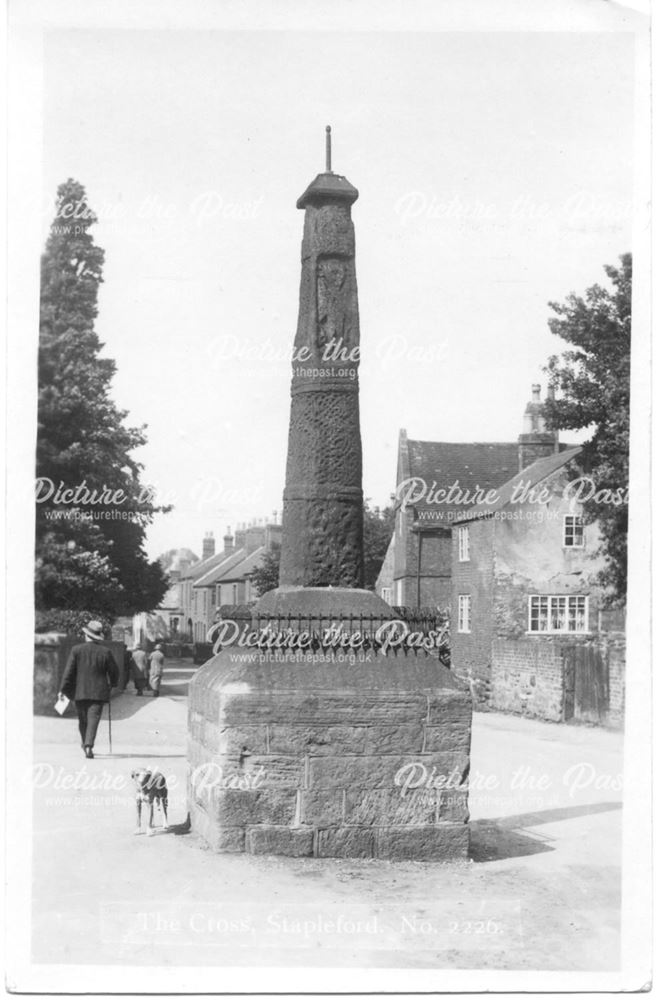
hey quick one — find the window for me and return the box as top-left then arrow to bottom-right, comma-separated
458,525 -> 470,562
232,583 -> 238,604
394,579 -> 403,606
528,595 -> 588,633
381,587 -> 393,604
457,594 -> 471,633
563,515 -> 584,547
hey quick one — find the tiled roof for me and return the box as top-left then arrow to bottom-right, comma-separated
192,549 -> 248,588
214,546 -> 268,584
180,549 -> 230,581
454,445 -> 583,522
401,439 -> 521,522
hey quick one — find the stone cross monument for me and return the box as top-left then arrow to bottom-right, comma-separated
187,131 -> 472,860
279,127 -> 364,589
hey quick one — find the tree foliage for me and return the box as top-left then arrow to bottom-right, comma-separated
35,608 -> 114,637
36,179 -> 169,616
363,499 -> 396,590
250,543 -> 281,598
543,253 -> 631,605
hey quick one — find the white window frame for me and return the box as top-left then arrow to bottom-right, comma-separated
457,594 -> 471,633
563,515 -> 584,547
457,525 -> 470,562
381,587 -> 393,604
528,594 -> 589,634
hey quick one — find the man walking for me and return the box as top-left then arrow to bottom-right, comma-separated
148,643 -> 165,698
127,644 -> 148,695
58,620 -> 118,758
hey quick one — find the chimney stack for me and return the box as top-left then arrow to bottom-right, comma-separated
245,525 -> 265,555
518,383 -> 559,471
223,526 -> 234,557
202,531 -> 216,560
234,525 -> 247,551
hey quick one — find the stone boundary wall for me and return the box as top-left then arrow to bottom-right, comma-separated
490,638 -> 565,721
601,632 -> 625,728
34,634 -> 127,714
490,634 -> 625,728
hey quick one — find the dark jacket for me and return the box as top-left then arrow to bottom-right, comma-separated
60,641 -> 119,702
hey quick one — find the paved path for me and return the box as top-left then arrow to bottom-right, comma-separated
31,658 -> 623,970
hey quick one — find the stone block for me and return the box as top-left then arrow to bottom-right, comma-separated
426,691 -> 473,724
300,789 -> 344,826
189,805 -> 246,853
210,788 -> 297,827
221,692 -> 430,726
423,719 -> 472,753
376,823 -> 469,861
267,722 -> 425,756
308,752 -> 469,789
268,723 -> 369,756
247,826 -> 313,857
316,827 -> 375,858
201,723 -> 269,756
343,788 -> 437,826
200,753 -> 303,789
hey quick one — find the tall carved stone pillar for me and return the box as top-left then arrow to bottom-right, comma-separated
279,169 -> 364,588
187,131 -> 472,862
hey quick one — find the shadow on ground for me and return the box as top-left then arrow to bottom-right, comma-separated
470,800 -> 622,863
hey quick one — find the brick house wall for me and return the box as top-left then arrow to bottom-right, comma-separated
450,465 -> 623,722
450,517 -> 495,702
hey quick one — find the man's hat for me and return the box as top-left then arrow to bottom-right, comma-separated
83,620 -> 105,641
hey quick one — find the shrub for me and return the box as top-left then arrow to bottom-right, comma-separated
35,609 -> 114,637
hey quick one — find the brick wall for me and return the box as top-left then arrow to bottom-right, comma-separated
490,633 -> 625,728
450,518 -> 495,703
601,632 -> 626,728
490,637 -> 565,721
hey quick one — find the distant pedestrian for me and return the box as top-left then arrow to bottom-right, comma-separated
149,644 -> 165,697
127,645 -> 148,695
59,620 -> 118,759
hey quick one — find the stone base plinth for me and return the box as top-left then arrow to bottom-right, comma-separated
187,641 -> 472,861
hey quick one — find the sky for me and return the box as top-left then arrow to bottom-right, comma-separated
41,28 -> 635,560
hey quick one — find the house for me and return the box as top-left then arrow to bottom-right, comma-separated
132,547 -> 197,644
186,520 -> 282,641
375,385 -> 560,609
450,446 -> 625,726
180,532 -> 230,640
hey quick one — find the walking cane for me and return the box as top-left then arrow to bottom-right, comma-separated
108,697 -> 113,755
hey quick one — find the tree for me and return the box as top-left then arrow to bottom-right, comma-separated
251,544 -> 281,597
36,179 -> 169,616
543,253 -> 631,605
363,499 -> 396,590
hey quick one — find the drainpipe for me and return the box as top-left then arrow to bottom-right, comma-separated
416,531 -> 423,609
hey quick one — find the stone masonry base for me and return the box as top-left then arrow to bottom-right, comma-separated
187,649 -> 472,861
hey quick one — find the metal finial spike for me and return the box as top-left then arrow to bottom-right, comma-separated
325,125 -> 332,172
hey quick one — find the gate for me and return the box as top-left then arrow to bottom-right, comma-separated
562,643 -> 609,724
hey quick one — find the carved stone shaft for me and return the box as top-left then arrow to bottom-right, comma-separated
279,172 -> 364,588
